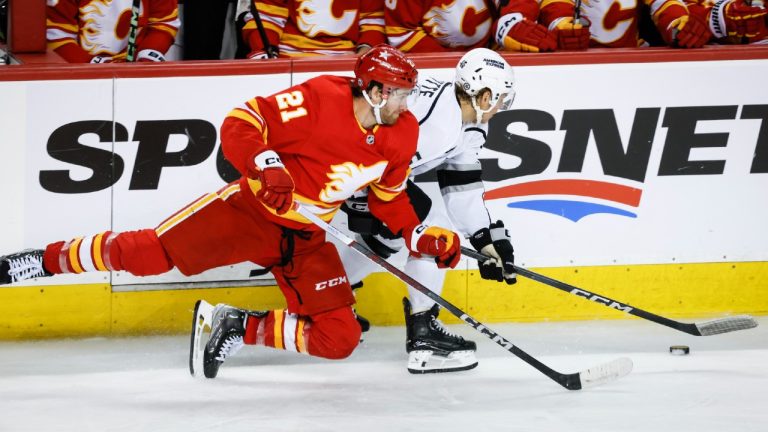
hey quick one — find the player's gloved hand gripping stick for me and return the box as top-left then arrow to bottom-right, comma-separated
294,202 -> 633,390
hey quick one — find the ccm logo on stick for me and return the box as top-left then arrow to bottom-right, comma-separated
315,276 -> 348,291
570,288 -> 634,313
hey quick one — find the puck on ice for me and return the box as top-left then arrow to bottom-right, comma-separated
669,345 -> 690,355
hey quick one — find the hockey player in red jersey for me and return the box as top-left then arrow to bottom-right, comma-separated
385,0 -> 590,53
0,45 -> 463,379
241,0 -> 386,58
685,0 -> 767,44
577,0 -> 715,48
46,0 -> 180,63
493,0 -> 591,52
337,48 -> 518,373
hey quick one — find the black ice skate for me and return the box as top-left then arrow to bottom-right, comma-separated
0,249 -> 51,285
197,302 -> 267,379
404,298 -> 478,374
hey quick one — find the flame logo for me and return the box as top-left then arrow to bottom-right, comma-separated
81,0 -> 130,55
296,0 -> 356,37
319,161 -> 387,203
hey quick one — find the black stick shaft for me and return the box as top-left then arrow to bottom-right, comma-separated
126,0 -> 141,62
461,246 -> 703,335
250,2 -> 278,58
296,205 -> 584,390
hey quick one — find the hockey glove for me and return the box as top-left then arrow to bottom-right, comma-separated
247,150 -> 294,215
404,224 -> 461,269
469,220 -> 517,285
551,17 -> 591,50
136,49 -> 166,62
496,13 -> 557,52
710,0 -> 768,39
667,14 -> 712,48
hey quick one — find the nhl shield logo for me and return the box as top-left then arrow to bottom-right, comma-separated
366,134 -> 375,145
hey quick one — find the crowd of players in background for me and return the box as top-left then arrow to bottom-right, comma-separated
36,0 -> 768,64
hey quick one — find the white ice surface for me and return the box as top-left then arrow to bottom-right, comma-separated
1,316 -> 766,432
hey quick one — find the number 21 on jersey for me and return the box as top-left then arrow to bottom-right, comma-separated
275,91 -> 308,122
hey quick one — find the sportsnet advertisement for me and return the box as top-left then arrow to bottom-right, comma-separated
1,59 -> 767,288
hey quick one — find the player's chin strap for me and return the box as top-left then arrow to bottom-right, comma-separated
362,90 -> 387,125
471,97 -> 494,124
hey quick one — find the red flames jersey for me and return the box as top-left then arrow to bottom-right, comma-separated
46,0 -> 179,62
578,0 -> 689,47
220,75 -> 421,233
385,0 -> 495,52
244,0 -> 386,57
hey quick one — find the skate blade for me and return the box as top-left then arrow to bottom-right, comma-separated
407,350 -> 478,374
189,300 -> 215,378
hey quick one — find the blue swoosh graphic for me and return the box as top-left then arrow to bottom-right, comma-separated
506,200 -> 637,222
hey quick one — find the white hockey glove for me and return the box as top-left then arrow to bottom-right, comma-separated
469,220 -> 517,285
137,49 -> 166,62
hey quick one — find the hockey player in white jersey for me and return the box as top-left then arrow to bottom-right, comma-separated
338,48 -> 518,373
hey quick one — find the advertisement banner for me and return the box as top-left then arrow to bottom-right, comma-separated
2,59 -> 766,288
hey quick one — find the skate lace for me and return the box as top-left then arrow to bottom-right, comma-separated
431,317 -> 463,341
215,335 -> 244,361
7,254 -> 46,282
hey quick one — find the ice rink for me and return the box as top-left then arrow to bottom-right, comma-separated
1,315 -> 766,432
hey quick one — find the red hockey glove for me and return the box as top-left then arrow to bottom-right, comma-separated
404,224 -> 461,269
711,0 -> 768,38
496,13 -> 557,52
552,17 -> 591,50
247,150 -> 295,215
469,221 -> 517,285
667,14 -> 712,48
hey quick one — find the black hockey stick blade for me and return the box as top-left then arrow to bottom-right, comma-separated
461,246 -> 758,336
296,203 -> 631,390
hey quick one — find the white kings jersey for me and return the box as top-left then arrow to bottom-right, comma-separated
406,76 -> 492,237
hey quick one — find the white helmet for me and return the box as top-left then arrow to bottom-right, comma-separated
455,48 -> 515,123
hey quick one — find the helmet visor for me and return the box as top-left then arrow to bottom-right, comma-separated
498,90 -> 516,111
386,84 -> 419,106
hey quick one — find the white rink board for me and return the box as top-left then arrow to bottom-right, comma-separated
1,59 -> 766,286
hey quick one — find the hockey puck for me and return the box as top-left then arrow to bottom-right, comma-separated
669,345 -> 690,355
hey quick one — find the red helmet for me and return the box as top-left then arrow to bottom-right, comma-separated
354,45 -> 418,92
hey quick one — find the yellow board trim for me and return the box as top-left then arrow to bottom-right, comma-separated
0,262 -> 766,340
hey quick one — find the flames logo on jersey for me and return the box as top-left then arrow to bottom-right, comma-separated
80,0 -> 130,55
423,0 -> 491,47
319,161 -> 388,203
580,0 -> 638,46
296,0 -> 357,37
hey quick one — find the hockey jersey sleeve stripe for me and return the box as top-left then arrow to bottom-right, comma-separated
148,10 -> 179,23
47,38 -> 78,51
385,27 -> 422,50
437,166 -> 483,188
258,3 -> 290,18
46,20 -> 78,33
279,34 -> 356,51
649,0 -> 686,19
360,23 -> 385,32
227,108 -> 267,138
371,182 -> 405,202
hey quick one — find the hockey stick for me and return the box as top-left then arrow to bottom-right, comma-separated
461,246 -> 758,336
295,204 -> 632,390
125,0 -> 141,62
250,2 -> 278,58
